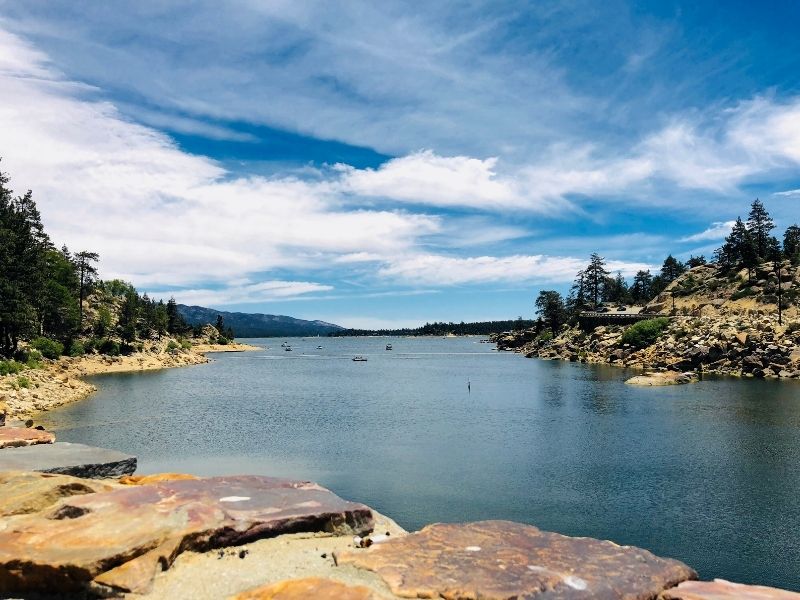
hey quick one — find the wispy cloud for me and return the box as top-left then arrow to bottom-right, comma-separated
378,254 -> 652,286
679,221 -> 736,242
150,281 -> 334,306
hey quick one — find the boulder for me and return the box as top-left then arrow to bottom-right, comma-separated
336,520 -> 695,599
0,442 -> 136,478
230,578 -> 379,600
0,427 -> 55,449
660,578 -> 800,599
0,475 -> 373,596
0,471 -> 119,516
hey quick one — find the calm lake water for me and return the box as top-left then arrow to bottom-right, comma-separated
40,336 -> 800,590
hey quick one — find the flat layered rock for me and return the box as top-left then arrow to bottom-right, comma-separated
0,471 -> 119,516
336,520 -> 696,599
0,427 -> 55,448
230,577 -> 380,600
0,441 -> 136,478
0,475 -> 373,596
660,579 -> 800,599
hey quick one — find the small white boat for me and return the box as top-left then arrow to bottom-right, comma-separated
285,346 -> 292,352
352,356 -> 367,362
316,345 -> 323,350
385,344 -> 393,350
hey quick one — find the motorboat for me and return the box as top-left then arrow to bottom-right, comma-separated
385,343 -> 393,350
352,356 -> 367,362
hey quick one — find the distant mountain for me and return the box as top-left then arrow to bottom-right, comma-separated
177,305 -> 344,338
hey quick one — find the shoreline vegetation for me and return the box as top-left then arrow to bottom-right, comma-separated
1,338 -> 260,421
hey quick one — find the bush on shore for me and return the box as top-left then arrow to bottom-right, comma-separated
620,317 -> 670,349
30,337 -> 64,360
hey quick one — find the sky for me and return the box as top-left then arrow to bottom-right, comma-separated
0,0 -> 799,328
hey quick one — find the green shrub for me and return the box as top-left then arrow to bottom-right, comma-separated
166,340 -> 180,352
731,287 -> 756,301
620,318 -> 670,349
180,340 -> 192,350
67,340 -> 85,357
30,337 -> 64,359
537,331 -> 553,343
0,360 -> 25,376
217,336 -> 230,345
98,339 -> 121,356
16,375 -> 31,389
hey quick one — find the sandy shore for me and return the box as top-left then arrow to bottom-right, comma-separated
0,342 -> 261,420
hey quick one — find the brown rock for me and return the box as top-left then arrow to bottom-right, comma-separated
119,472 -> 199,485
229,577 -> 379,600
336,520 -> 695,599
0,475 -> 373,596
0,427 -> 55,448
660,578 -> 800,599
0,471 -> 118,516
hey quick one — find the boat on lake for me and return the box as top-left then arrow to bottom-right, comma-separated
385,343 -> 393,350
352,356 -> 367,362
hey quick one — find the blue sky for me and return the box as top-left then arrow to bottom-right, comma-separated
0,0 -> 799,327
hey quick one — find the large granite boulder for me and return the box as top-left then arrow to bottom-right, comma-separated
230,577 -> 380,600
0,471 -> 119,516
660,579 -> 800,599
336,520 -> 696,599
0,441 -> 136,478
0,427 -> 55,448
0,475 -> 373,596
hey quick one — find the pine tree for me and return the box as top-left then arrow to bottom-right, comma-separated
784,225 -> 800,265
584,253 -> 609,308
746,198 -> 774,259
660,255 -> 686,284
630,270 -> 653,304
535,291 -> 566,334
74,251 -> 99,332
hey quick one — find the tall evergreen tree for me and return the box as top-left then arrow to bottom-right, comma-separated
584,253 -> 609,308
746,198 -> 774,258
630,270 -> 653,304
74,251 -> 99,332
535,291 -> 566,335
784,225 -> 800,265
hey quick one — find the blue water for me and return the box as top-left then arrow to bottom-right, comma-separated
39,337 -> 800,590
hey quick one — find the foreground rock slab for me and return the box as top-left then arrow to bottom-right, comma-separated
337,520 -> 696,599
230,577 -> 380,600
0,475 -> 373,596
0,426 -> 55,448
660,579 -> 800,599
0,441 -> 136,477
0,471 -> 119,516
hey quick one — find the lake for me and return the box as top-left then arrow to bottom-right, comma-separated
39,336 -> 800,590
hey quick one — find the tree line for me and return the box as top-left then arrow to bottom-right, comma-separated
535,199 -> 798,334
333,319 -> 539,337
0,164 -> 231,359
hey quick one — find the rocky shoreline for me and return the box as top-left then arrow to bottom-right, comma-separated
0,341 -> 260,420
493,312 -> 800,383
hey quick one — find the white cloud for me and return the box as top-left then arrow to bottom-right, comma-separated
774,189 -> 800,197
0,28 -> 438,292
378,254 -> 652,286
149,280 -> 334,306
679,221 -> 736,243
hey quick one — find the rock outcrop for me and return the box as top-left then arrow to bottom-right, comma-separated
0,426 -> 55,448
0,441 -> 137,478
336,520 -> 697,599
0,474 -> 373,596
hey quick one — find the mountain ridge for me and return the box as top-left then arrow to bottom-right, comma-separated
176,305 -> 344,338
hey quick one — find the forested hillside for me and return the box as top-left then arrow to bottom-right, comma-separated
178,305 -> 343,338
0,164 -> 228,362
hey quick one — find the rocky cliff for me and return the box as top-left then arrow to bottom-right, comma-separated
495,261 -> 800,380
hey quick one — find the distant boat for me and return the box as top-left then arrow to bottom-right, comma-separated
385,343 -> 393,350
316,345 -> 323,350
352,356 -> 367,362
284,347 -> 292,352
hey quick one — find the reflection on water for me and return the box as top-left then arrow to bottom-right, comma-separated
39,336 -> 800,590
